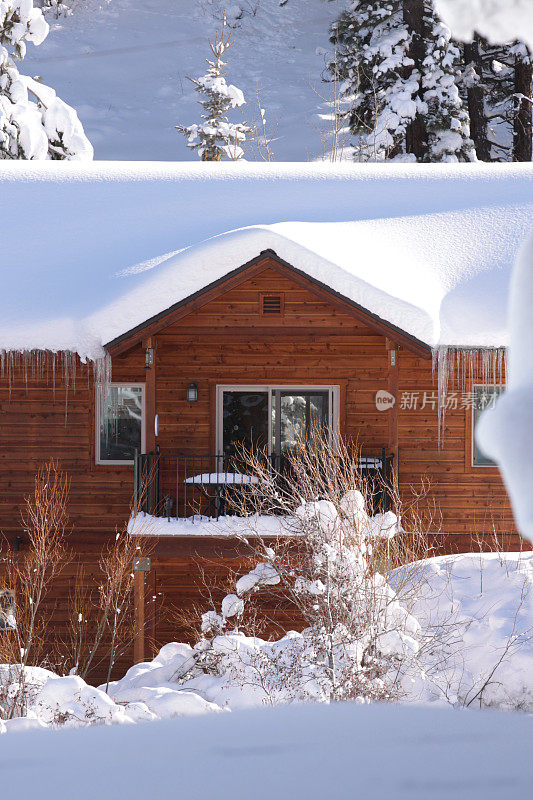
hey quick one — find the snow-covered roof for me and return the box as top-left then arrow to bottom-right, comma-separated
1,162 -> 531,360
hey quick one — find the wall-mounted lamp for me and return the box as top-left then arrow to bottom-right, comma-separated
187,382 -> 198,403
12,536 -> 22,552
145,348 -> 154,368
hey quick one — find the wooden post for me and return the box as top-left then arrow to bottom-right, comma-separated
386,339 -> 399,480
143,336 -> 157,454
144,567 -> 156,661
133,570 -> 145,664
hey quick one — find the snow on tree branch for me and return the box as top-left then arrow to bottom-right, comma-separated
435,0 -> 533,50
0,0 -> 93,159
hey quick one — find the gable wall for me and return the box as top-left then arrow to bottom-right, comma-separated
152,267 -> 389,456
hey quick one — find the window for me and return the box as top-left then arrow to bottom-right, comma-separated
96,384 -> 145,465
217,385 -> 339,459
0,590 -> 15,630
472,385 -> 504,467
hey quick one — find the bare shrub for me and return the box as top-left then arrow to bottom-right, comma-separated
0,460 -> 70,718
65,492 -> 156,690
0,461 -> 157,721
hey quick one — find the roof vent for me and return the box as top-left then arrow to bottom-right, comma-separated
260,293 -> 284,316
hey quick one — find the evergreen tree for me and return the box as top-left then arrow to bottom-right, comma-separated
330,1 -> 420,161
176,13 -> 249,161
329,0 -> 476,162
421,5 -> 476,161
460,35 -> 532,162
0,0 -> 93,159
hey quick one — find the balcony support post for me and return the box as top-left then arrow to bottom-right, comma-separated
143,336 -> 157,454
386,339 -> 399,485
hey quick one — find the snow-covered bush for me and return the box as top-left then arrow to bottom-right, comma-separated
173,513 -> 422,705
3,550 -> 532,732
176,12 -> 249,160
103,550 -> 533,715
160,436 -> 434,705
0,0 -> 93,159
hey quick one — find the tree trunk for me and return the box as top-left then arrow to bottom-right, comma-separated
403,0 -> 428,160
464,36 -> 491,161
514,52 -> 532,162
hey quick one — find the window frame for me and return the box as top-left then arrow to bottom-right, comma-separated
95,382 -> 146,466
470,383 -> 504,469
0,588 -> 16,631
215,384 -> 340,457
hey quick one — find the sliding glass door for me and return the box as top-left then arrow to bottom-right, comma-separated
218,385 -> 339,459
222,390 -> 269,458
273,390 -> 330,455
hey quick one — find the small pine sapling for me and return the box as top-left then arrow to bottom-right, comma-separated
176,13 -> 249,161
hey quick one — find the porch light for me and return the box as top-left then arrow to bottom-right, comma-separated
145,348 -> 154,368
187,382 -> 198,403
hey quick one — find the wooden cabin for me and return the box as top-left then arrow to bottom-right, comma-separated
0,163 -> 530,682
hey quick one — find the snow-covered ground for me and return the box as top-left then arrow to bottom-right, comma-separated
408,553 -> 533,710
23,0 -> 338,160
2,700 -> 533,800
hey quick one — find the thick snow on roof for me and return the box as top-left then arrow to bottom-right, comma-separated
0,162 -> 531,359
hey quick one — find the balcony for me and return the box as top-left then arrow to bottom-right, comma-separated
134,449 -> 394,521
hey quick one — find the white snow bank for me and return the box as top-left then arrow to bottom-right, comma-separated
477,235 -> 533,540
104,552 -> 533,714
436,0 -> 533,49
407,552 -> 533,710
0,162 -> 531,356
0,658 -> 220,731
1,699 -> 533,800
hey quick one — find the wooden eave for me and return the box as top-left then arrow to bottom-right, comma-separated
105,249 -> 432,359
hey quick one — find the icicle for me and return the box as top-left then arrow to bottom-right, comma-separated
0,349 -> 96,422
433,346 -> 508,446
93,352 -> 112,437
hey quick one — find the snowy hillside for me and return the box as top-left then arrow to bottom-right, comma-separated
23,0 -> 338,160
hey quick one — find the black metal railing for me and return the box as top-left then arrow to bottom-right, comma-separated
133,448 -> 394,522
